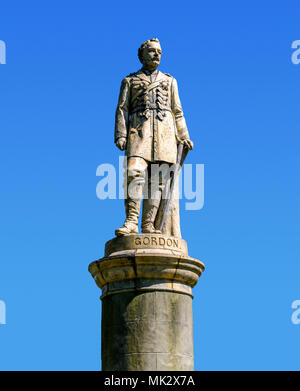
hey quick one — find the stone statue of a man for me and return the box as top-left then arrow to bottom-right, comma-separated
115,38 -> 193,237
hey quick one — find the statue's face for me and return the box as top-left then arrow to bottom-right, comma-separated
141,41 -> 162,70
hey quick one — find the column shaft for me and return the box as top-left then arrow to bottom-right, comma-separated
101,290 -> 194,371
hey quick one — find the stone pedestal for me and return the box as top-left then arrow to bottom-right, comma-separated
88,234 -> 204,371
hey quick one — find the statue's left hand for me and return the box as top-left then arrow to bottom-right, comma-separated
116,137 -> 127,151
183,139 -> 194,150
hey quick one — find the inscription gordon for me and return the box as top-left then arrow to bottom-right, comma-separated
104,234 -> 187,257
135,236 -> 179,248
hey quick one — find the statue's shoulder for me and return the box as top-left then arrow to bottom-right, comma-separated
125,71 -> 137,78
123,72 -> 137,81
120,72 -> 138,87
164,73 -> 180,89
163,73 -> 176,84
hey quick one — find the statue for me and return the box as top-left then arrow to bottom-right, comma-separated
89,38 -> 205,371
114,38 -> 193,238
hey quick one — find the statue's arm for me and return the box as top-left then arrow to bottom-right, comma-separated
171,78 -> 193,150
114,78 -> 130,150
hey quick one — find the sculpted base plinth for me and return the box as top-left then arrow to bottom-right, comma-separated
89,234 -> 204,371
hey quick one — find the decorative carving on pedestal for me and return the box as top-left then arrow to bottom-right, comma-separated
89,234 -> 204,299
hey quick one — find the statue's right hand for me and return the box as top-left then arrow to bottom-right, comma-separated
116,137 -> 127,151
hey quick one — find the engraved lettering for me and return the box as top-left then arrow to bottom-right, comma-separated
159,237 -> 165,245
151,237 -> 158,245
167,238 -> 172,246
143,236 -> 150,245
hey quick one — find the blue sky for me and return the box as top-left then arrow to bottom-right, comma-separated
0,0 -> 300,370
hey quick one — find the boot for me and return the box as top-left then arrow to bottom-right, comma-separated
141,196 -> 162,234
115,198 -> 140,236
115,173 -> 144,236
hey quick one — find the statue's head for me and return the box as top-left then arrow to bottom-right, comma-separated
138,38 -> 162,70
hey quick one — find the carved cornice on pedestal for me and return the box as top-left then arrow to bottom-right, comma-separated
89,235 -> 205,299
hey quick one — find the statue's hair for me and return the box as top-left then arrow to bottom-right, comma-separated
138,38 -> 161,63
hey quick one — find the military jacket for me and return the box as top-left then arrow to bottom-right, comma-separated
114,69 -> 190,164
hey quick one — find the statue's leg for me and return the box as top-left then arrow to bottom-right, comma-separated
149,162 -> 181,237
115,157 -> 147,236
141,191 -> 162,234
141,162 -> 169,234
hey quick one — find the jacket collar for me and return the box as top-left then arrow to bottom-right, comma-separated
135,69 -> 164,83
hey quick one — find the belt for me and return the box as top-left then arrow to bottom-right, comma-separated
131,104 -> 172,114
